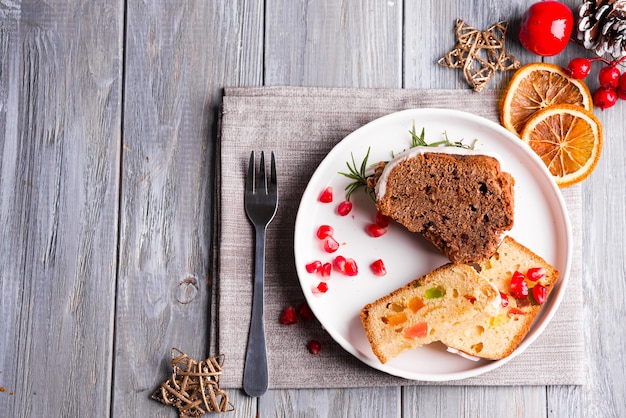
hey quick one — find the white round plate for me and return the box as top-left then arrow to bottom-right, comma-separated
293,108 -> 572,381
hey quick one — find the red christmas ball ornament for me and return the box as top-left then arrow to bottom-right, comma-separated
519,1 -> 574,56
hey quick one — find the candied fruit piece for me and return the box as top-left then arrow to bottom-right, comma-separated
425,286 -> 446,299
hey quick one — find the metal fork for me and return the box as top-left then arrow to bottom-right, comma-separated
243,151 -> 278,397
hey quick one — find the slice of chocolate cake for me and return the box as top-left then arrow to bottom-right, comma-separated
374,148 -> 514,263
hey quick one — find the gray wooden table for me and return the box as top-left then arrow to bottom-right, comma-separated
1,1 -> 624,417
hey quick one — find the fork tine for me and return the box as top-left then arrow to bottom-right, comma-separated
269,152 -> 277,194
257,151 -> 267,194
246,151 -> 255,194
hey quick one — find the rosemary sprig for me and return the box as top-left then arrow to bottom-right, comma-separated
409,122 -> 477,150
409,125 -> 428,147
338,147 -> 376,201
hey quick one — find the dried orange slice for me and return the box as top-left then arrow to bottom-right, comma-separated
520,104 -> 602,188
501,63 -> 592,137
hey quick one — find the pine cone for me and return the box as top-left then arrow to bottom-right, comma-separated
577,0 -> 626,58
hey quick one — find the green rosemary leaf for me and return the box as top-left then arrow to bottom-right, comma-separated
338,147 -> 373,201
409,123 -> 428,147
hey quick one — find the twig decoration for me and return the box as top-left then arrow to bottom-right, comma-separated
438,19 -> 520,92
152,348 -> 234,416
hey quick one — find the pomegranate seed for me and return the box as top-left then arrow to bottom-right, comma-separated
526,267 -> 546,281
298,303 -> 314,321
305,260 -> 322,274
532,284 -> 548,305
322,236 -> 340,253
375,211 -> 390,227
370,259 -> 387,276
316,225 -> 334,239
306,339 -> 322,355
366,224 -> 387,237
510,270 -> 528,299
316,282 -> 328,293
500,291 -> 509,308
344,258 -> 359,276
337,200 -> 353,216
318,187 -> 333,203
279,306 -> 298,325
333,255 -> 347,273
319,262 -> 332,279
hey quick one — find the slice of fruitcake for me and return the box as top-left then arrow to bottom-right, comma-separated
360,263 -> 499,364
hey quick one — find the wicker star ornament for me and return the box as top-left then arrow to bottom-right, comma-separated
438,19 -> 520,92
152,348 -> 234,416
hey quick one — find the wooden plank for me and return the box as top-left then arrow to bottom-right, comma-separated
0,0 -> 122,415
259,387 -> 401,417
404,386 -> 546,417
264,0 -> 402,88
114,1 -> 263,416
261,0 -> 403,415
575,93 -> 626,418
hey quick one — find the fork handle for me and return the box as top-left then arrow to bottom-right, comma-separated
243,226 -> 269,397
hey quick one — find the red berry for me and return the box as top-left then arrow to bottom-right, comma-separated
366,223 -> 387,237
375,211 -> 390,227
566,57 -> 591,79
532,284 -> 548,305
316,282 -> 328,293
305,260 -> 322,273
297,303 -> 314,321
598,65 -> 621,88
500,291 -> 509,308
526,267 -> 547,281
333,255 -> 347,273
306,339 -> 322,355
322,236 -> 340,253
617,86 -> 626,100
594,86 -> 618,110
344,258 -> 359,276
370,259 -> 387,276
316,225 -> 334,239
320,262 -> 332,279
279,306 -> 298,325
337,200 -> 353,216
510,270 -> 529,299
619,72 -> 626,91
319,187 -> 333,203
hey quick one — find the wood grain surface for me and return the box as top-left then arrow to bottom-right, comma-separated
0,1 -> 623,417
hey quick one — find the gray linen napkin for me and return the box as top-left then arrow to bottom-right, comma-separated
214,87 -> 584,388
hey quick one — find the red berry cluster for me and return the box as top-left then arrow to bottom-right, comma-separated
567,56 -> 626,110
